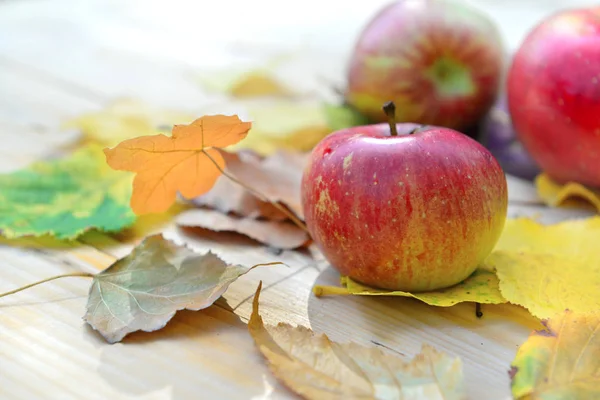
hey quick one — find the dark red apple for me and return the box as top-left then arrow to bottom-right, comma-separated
301,103 -> 508,292
508,6 -> 600,188
346,0 -> 504,131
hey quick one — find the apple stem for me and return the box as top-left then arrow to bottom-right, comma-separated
382,101 -> 398,137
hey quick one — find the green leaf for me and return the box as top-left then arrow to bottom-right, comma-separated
84,234 -> 261,343
314,268 -> 506,307
322,103 -> 370,131
0,144 -> 135,239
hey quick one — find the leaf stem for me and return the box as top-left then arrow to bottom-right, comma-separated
312,285 -> 351,297
0,272 -> 95,299
202,150 -> 310,234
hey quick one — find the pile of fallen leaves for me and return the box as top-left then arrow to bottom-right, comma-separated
1,68 -> 600,400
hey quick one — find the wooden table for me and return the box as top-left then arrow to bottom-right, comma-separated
1,1 -> 597,399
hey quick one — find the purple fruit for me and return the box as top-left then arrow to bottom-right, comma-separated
480,96 -> 541,181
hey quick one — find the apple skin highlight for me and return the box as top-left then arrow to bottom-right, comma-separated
301,123 -> 508,292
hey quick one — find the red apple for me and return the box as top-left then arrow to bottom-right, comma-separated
346,0 -> 505,132
507,7 -> 600,188
301,104 -> 508,292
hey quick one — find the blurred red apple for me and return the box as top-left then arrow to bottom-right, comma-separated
346,0 -> 504,132
301,103 -> 508,292
507,7 -> 600,188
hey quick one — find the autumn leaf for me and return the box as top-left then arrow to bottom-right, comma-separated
192,149 -> 307,219
0,144 -> 135,239
485,251 -> 600,319
226,71 -> 294,98
190,151 -> 287,220
176,208 -> 310,250
535,173 -> 600,213
510,310 -> 600,399
64,98 -> 195,147
313,268 -> 506,307
495,216 -> 600,254
104,114 -> 251,215
484,217 -> 600,319
227,100 -> 334,156
249,282 -> 466,400
84,234 -> 273,343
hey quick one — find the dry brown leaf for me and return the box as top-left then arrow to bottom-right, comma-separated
249,282 -> 467,400
191,151 -> 287,220
193,149 -> 307,220
176,208 -> 309,250
85,234 -> 266,343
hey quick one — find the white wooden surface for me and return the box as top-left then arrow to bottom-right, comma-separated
0,1 -> 597,399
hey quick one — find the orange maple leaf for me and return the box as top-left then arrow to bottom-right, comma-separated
104,114 -> 252,215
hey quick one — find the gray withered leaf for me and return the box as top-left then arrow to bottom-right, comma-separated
84,234 -> 253,343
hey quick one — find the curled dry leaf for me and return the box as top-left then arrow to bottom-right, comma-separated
176,208 -> 309,250
84,234 -> 275,343
64,98 -> 195,147
192,151 -> 287,220
249,282 -> 467,400
313,268 -> 506,307
0,144 -> 134,239
104,114 -> 251,215
535,173 -> 600,213
510,310 -> 600,399
485,217 -> 600,319
193,149 -> 307,220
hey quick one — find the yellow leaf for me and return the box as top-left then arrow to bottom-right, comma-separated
198,68 -> 294,98
229,100 -> 332,155
64,98 -> 196,147
228,71 -> 294,98
104,114 -> 251,215
249,282 -> 467,400
495,217 -> 600,255
535,173 -> 600,213
486,251 -> 600,319
510,310 -> 600,399
313,268 -> 506,307
485,217 -> 600,319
